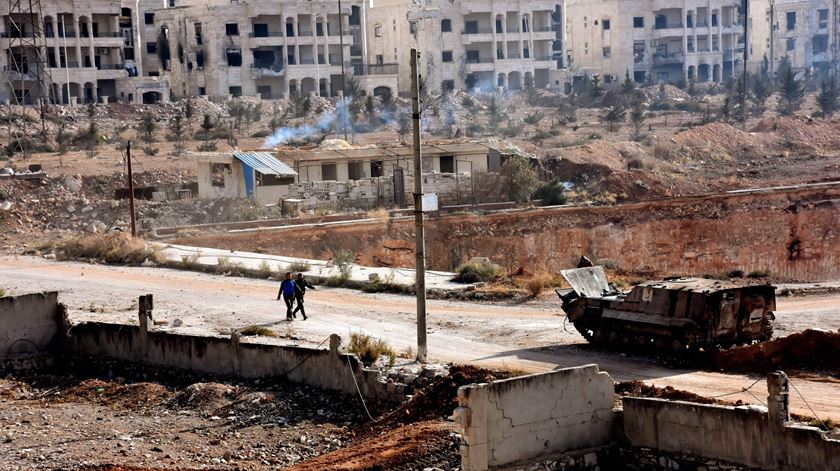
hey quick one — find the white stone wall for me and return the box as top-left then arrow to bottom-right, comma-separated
453,364 -> 615,471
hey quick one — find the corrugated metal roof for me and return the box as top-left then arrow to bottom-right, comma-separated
233,152 -> 297,176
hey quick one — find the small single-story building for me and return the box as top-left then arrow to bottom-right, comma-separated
275,142 -> 514,183
194,151 -> 297,204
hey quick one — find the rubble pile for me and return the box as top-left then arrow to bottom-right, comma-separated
713,329 -> 840,375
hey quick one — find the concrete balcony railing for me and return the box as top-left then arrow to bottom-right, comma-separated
462,27 -> 493,34
653,53 -> 684,65
249,31 -> 284,38
465,57 -> 494,64
348,62 -> 398,76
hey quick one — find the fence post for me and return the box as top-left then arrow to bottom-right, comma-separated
767,371 -> 790,428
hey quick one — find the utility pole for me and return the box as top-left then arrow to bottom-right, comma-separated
769,0 -> 775,78
410,48 -> 427,363
742,0 -> 749,131
127,141 -> 137,237
338,0 -> 349,141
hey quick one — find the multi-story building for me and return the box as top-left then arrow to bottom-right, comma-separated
752,0 -> 836,76
0,0 -> 169,104
152,0 -> 398,100
367,0 -> 561,94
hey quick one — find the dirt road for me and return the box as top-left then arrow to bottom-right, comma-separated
2,256 -> 840,420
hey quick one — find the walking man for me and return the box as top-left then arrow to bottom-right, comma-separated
292,273 -> 315,320
277,272 -> 297,321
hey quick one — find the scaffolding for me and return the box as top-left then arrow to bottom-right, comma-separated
4,0 -> 53,160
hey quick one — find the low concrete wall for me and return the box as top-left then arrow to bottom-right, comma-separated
0,292 -> 62,357
454,364 -> 615,471
623,397 -> 840,470
64,321 -> 402,403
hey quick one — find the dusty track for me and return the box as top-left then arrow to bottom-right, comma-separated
2,256 -> 840,421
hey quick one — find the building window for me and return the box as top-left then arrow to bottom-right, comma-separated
226,48 -> 242,66
194,23 -> 203,45
442,50 -> 453,62
439,155 -> 454,173
229,86 -> 242,97
195,50 -> 204,68
376,54 -> 384,65
321,163 -> 337,181
146,42 -> 157,54
211,163 -> 230,187
441,80 -> 455,91
464,20 -> 478,34
370,161 -> 384,178
633,17 -> 644,28
686,14 -> 693,28
441,19 -> 452,32
466,50 -> 480,62
374,24 -> 382,37
814,35 -> 828,53
786,12 -> 796,31
523,47 -> 530,58
711,13 -> 717,26
818,9 -> 829,29
786,38 -> 795,51
602,47 -> 611,58
144,13 -> 154,25
409,21 -> 417,34
225,23 -> 239,36
348,162 -> 363,180
602,19 -> 610,30
198,87 -> 206,95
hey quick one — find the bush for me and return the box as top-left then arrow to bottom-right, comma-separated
58,233 -> 164,265
181,254 -> 202,270
0,288 -> 6,297
348,332 -> 395,366
240,325 -> 277,337
727,269 -> 745,278
287,261 -> 312,273
251,130 -> 271,138
454,261 -> 504,283
535,179 -> 568,206
332,250 -> 356,280
258,260 -> 273,278
197,141 -> 218,152
747,270 -> 770,278
524,276 -> 547,297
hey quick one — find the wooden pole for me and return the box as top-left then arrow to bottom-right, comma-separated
127,141 -> 137,237
410,48 -> 427,363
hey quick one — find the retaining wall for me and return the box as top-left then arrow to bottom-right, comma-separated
175,182 -> 840,281
0,292 -> 62,357
453,364 -> 615,471
63,321 -> 403,403
623,397 -> 840,471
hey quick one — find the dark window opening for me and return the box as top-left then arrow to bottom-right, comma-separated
229,86 -> 242,97
439,155 -> 454,173
253,23 -> 268,37
253,50 -> 275,68
316,22 -> 324,36
195,50 -> 204,67
225,23 -> 239,36
226,49 -> 242,66
194,23 -> 203,45
442,50 -> 453,62
349,6 -> 361,26
257,173 -> 293,186
321,163 -> 337,180
198,86 -> 206,95
144,13 -> 154,25
466,50 -> 480,63
602,19 -> 610,30
441,19 -> 452,32
687,14 -> 693,28
441,80 -> 455,91
370,161 -> 384,178
655,14 -> 666,29
633,16 -> 644,28
711,13 -> 718,27
786,12 -> 796,31
286,22 -> 295,37
348,162 -> 364,180
465,20 -> 478,34
146,41 -> 157,54
177,44 -> 184,63
496,19 -> 503,33
814,35 -> 828,54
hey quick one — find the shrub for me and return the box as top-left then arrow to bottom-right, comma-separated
747,270 -> 770,278
727,269 -> 745,278
258,260 -> 273,278
240,325 -> 277,337
0,288 -> 6,297
59,233 -> 164,265
332,250 -> 356,280
197,141 -> 218,152
287,261 -> 312,273
454,261 -> 504,283
181,254 -> 202,270
535,179 -> 568,206
251,130 -> 271,138
348,332 -> 395,366
525,276 -> 547,297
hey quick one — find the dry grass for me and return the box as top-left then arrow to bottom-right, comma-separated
58,233 -> 164,265
366,207 -> 390,221
453,261 -> 505,283
348,332 -> 396,366
0,288 -> 6,297
287,261 -> 312,273
239,325 -> 277,337
523,274 -> 553,297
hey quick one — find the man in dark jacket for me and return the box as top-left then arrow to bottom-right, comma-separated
292,273 -> 315,320
277,272 -> 297,321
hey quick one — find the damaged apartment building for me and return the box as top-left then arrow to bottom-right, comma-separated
3,0 -> 839,104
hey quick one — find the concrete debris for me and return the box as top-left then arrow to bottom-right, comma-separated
63,176 -> 82,193
0,201 -> 11,211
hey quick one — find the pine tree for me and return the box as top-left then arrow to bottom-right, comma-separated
777,65 -> 804,116
199,113 -> 216,151
817,74 -> 839,117
138,111 -> 157,144
365,94 -> 377,128
397,110 -> 411,143
85,104 -> 98,159
622,71 -> 636,94
599,105 -> 626,132
729,73 -> 748,124
167,113 -> 187,157
629,101 -> 647,141
749,73 -> 772,116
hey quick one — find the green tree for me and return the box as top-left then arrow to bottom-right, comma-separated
500,153 -> 540,203
397,109 -> 411,143
587,74 -> 603,99
184,98 -> 195,131
85,104 -> 99,158
55,119 -> 70,156
599,105 -> 626,132
729,73 -> 748,124
198,113 -> 216,151
719,96 -> 733,123
749,73 -> 772,116
138,111 -> 157,144
817,74 -> 840,117
629,101 -> 647,142
777,65 -> 804,116
167,113 -> 187,157
365,94 -> 377,128
622,71 -> 636,94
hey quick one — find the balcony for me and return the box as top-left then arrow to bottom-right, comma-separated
462,27 -> 493,34
94,32 -> 121,38
653,53 -> 684,65
249,31 -> 283,38
348,63 -> 398,76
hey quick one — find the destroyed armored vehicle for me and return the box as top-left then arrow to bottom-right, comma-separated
556,267 -> 776,353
